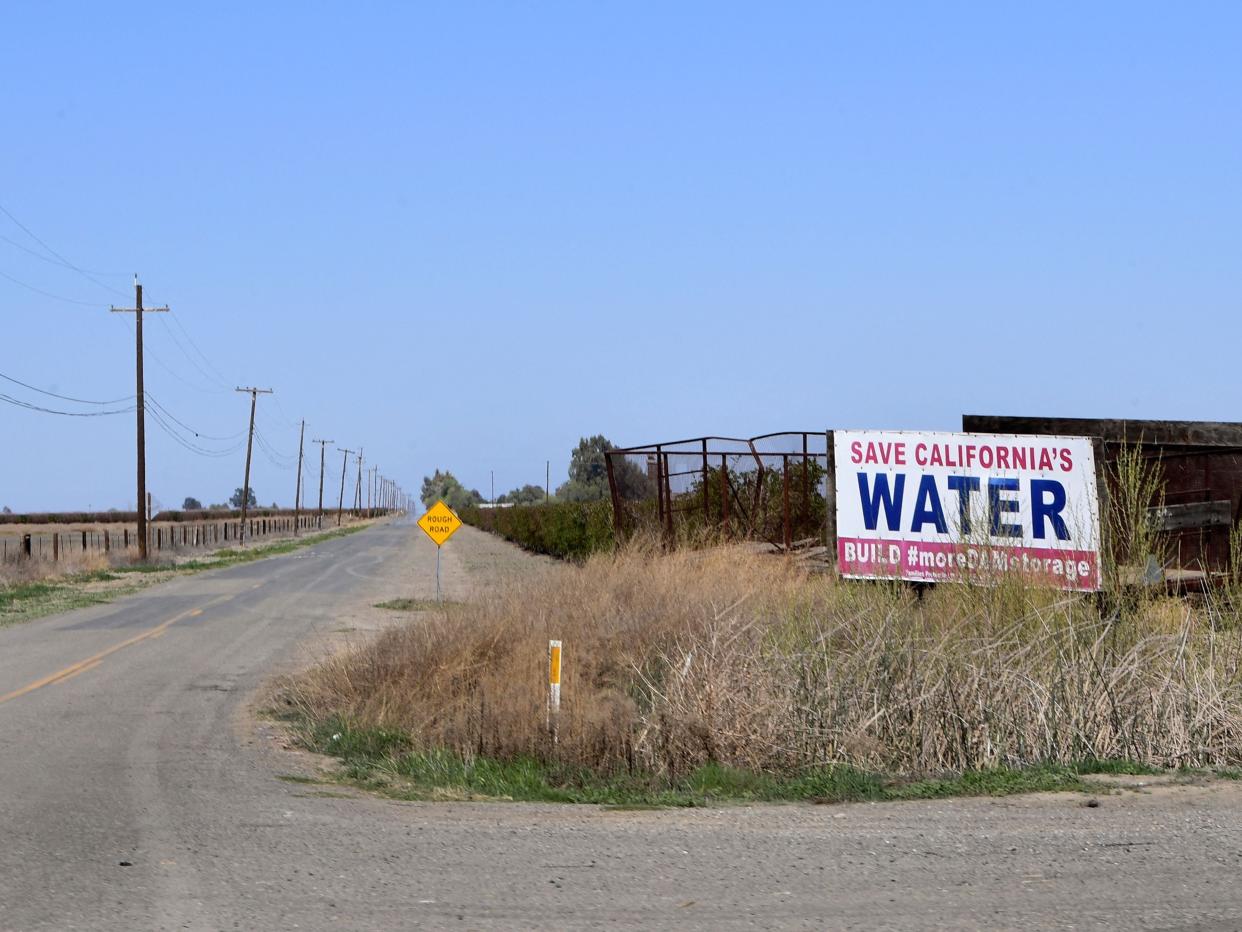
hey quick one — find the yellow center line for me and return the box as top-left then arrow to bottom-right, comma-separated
52,658 -> 104,686
0,597 -> 228,706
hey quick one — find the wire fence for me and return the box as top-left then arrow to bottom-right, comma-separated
0,509 -> 391,566
605,432 -> 832,550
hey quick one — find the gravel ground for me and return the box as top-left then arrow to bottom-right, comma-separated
5,518 -> 1240,930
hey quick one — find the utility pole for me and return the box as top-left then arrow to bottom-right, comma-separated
353,449 -> 364,516
491,470 -> 494,506
546,460 -> 550,503
337,448 -> 355,526
293,419 -> 305,535
110,276 -> 168,562
369,467 -> 377,516
235,387 -> 273,545
312,439 -> 334,529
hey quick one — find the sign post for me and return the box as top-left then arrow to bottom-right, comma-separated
416,500 -> 463,602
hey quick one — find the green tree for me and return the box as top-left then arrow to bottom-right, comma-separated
182,496 -> 203,510
420,469 -> 483,512
229,487 -> 257,509
556,435 -> 652,502
500,483 -> 546,505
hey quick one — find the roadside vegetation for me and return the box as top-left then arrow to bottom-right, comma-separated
460,500 -> 613,561
0,524 -> 370,627
426,434 -> 634,560
284,543 -> 1242,804
291,714 -> 1113,804
286,440 -> 1242,806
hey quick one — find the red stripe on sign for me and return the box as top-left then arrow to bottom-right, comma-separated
837,538 -> 1100,591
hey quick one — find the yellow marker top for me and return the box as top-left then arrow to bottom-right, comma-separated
549,642 -> 562,685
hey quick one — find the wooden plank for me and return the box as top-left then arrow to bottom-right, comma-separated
962,415 -> 1242,448
1150,500 -> 1232,532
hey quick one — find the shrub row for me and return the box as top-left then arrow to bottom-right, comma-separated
461,500 -> 614,561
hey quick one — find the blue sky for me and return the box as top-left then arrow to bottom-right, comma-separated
2,3 -> 1238,511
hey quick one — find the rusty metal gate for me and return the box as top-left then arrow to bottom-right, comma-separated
605,432 -> 831,550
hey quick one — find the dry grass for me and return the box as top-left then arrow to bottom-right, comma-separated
0,548 -> 118,586
286,540 -> 1242,779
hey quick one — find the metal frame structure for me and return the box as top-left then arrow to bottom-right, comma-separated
605,431 -> 832,550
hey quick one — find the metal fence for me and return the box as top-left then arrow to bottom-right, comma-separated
605,432 -> 831,550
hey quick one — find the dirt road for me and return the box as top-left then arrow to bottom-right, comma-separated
1,519 -> 1239,931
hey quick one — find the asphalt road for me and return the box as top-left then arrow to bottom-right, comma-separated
2,521 -> 1242,931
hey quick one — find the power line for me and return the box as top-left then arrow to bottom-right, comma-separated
112,312 -> 229,395
166,310 -> 233,387
0,267 -> 102,307
268,391 -> 304,429
0,231 -> 124,277
145,403 -> 245,457
254,424 -> 295,460
0,368 -> 133,406
154,314 -> 231,391
0,391 -> 134,417
253,424 -> 297,470
0,200 -> 128,297
144,392 -> 246,441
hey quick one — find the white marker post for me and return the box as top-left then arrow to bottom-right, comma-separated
548,639 -> 562,744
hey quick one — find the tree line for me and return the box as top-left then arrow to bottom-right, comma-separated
420,435 -> 651,511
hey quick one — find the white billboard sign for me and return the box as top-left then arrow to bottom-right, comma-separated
834,430 -> 1102,591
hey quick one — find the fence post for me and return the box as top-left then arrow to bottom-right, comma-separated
825,430 -> 837,563
782,454 -> 791,552
21,534 -> 32,559
53,533 -> 59,561
802,433 -> 811,530
720,454 -> 729,539
654,446 -> 665,533
104,530 -> 111,553
701,439 -> 709,530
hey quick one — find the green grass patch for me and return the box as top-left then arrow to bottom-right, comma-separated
1075,758 -> 1161,776
296,716 -> 1110,807
0,524 -> 370,627
0,577 -> 149,626
374,598 -> 458,612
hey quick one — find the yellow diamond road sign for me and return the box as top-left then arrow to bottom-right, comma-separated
418,500 -> 462,547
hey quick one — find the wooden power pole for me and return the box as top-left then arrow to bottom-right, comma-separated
235,387 -> 273,544
337,448 -> 355,526
110,276 -> 168,562
312,438 -> 334,529
293,419 -> 305,535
